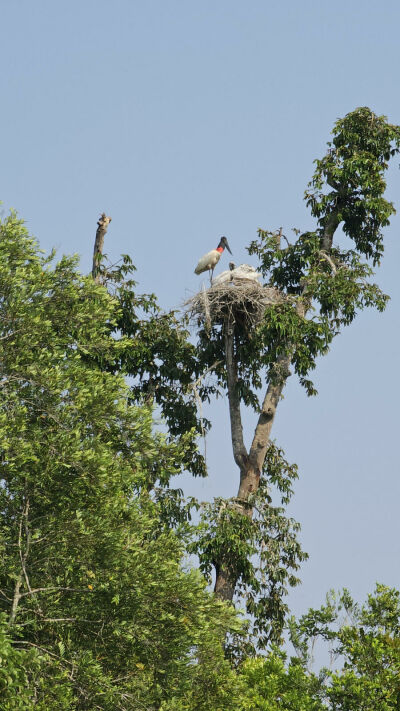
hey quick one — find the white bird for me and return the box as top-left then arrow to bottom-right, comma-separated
212,262 -> 262,285
194,236 -> 232,283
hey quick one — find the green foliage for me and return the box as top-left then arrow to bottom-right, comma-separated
306,106 -> 400,263
289,585 -> 400,710
233,586 -> 400,710
246,108 -> 397,397
193,445 -> 307,648
0,214 -> 241,709
247,227 -> 389,397
0,614 -> 44,711
238,652 -> 324,710
328,586 -> 400,710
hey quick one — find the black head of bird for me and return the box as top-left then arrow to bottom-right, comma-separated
219,236 -> 232,254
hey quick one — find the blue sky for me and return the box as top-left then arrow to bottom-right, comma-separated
2,0 -> 400,625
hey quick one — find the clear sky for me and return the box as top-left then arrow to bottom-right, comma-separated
1,0 -> 400,627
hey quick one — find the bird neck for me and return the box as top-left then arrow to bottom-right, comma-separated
216,246 -> 224,253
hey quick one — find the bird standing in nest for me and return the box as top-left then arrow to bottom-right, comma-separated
194,236 -> 232,283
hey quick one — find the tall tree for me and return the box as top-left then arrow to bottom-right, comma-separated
185,107 -> 400,644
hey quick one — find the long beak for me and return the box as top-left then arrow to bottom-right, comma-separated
225,240 -> 232,255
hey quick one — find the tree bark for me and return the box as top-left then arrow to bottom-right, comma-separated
92,213 -> 112,282
320,207 -> 341,252
224,319 -> 248,471
214,562 -> 237,601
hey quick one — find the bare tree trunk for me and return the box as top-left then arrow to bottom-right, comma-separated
92,213 -> 112,282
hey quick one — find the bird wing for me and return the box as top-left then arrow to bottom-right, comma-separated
194,249 -> 221,274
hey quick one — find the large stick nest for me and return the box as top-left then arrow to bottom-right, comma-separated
185,279 -> 284,332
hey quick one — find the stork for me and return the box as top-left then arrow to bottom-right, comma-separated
194,236 -> 232,283
212,262 -> 262,285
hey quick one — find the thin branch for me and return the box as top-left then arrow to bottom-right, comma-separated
187,360 -> 222,391
14,640 -> 75,666
34,614 -> 102,624
19,586 -> 90,598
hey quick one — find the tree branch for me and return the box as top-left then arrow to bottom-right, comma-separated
9,499 -> 31,625
9,573 -> 22,626
19,586 -> 90,598
319,250 -> 337,274
274,227 -> 283,248
247,353 -> 292,480
320,207 -> 341,251
14,640 -> 75,665
20,500 -> 32,596
224,319 -> 248,470
92,213 -> 112,282
34,613 -> 102,624
247,297 -> 307,479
